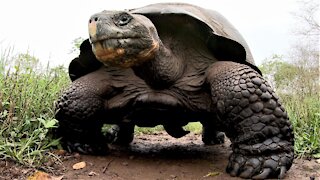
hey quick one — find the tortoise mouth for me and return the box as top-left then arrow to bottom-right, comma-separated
91,37 -> 159,68
90,36 -> 140,44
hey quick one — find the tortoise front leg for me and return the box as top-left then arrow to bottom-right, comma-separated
55,68 -> 114,155
206,61 -> 294,179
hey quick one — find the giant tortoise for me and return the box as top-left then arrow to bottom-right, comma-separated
55,3 -> 294,179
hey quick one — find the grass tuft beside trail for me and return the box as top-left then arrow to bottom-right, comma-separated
0,49 -> 69,167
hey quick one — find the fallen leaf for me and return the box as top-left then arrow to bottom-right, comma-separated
73,161 -> 86,170
203,171 -> 220,177
27,171 -> 63,180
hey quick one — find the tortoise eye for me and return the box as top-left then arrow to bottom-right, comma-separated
117,13 -> 132,26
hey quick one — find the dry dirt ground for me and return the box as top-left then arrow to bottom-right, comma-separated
1,131 -> 319,180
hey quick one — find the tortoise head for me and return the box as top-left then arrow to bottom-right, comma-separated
88,11 -> 160,68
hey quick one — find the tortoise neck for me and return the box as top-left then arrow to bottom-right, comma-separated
132,43 -> 185,89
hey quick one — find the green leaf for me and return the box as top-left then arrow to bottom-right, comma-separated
44,119 -> 58,129
38,118 -> 57,129
313,153 -> 320,159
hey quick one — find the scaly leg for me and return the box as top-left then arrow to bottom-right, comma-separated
206,61 -> 294,179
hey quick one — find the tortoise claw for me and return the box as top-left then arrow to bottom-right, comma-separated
229,162 -> 240,176
227,152 -> 293,179
278,166 -> 287,179
239,166 -> 254,178
252,168 -> 272,179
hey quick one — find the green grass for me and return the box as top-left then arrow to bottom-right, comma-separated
183,122 -> 202,134
135,125 -> 164,135
134,122 -> 203,135
0,49 -> 70,167
281,93 -> 320,158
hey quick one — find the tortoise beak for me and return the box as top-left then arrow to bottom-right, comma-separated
88,18 -> 97,41
88,13 -> 116,44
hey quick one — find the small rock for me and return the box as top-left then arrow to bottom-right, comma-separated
88,171 -> 99,176
122,162 -> 128,166
0,160 -> 6,167
170,174 -> 177,179
129,155 -> 135,160
73,153 -> 81,159
316,159 -> 320,164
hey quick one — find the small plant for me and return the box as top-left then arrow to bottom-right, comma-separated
0,48 -> 70,167
260,57 -> 320,158
184,122 -> 202,134
283,94 -> 320,158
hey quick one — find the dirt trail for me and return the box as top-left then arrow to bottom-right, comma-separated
1,132 -> 319,180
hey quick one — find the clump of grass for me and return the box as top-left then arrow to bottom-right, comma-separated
281,93 -> 320,158
134,122 -> 203,135
0,48 -> 70,167
135,125 -> 164,135
260,57 -> 320,158
184,122 -> 202,134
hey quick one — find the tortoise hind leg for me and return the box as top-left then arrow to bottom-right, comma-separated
105,123 -> 135,145
202,127 -> 225,145
201,120 -> 225,145
206,61 -> 294,179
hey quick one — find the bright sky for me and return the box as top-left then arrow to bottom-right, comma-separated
0,0 -> 299,67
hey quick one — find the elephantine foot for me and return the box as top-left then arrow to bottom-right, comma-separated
105,124 -> 134,145
206,61 -> 294,178
202,131 -> 225,145
227,151 -> 294,179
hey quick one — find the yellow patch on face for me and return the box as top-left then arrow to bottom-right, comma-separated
92,43 -> 125,63
88,21 -> 97,38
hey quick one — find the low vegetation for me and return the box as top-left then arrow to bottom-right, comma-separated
260,55 -> 319,158
0,48 -> 70,167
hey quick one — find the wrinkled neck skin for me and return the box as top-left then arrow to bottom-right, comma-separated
132,42 -> 184,89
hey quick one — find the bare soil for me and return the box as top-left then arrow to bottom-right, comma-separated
1,132 -> 319,180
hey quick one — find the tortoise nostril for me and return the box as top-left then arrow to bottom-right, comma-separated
89,16 -> 100,24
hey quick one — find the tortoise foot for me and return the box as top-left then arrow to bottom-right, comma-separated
226,151 -> 293,179
105,124 -> 134,145
202,131 -> 225,145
